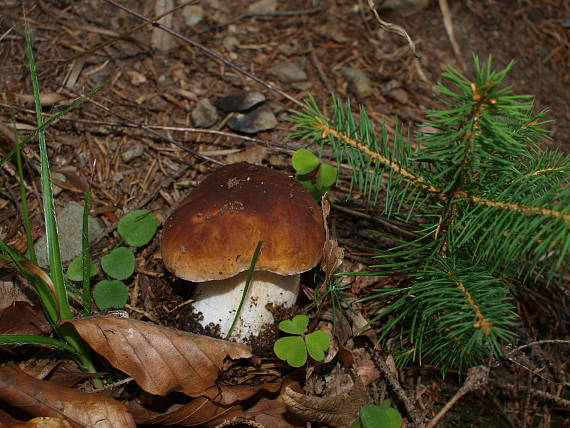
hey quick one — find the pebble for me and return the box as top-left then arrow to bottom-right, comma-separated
227,107 -> 277,134
191,98 -> 219,128
223,36 -> 240,51
248,0 -> 277,14
380,0 -> 431,17
34,201 -> 104,267
51,172 -> 66,196
269,61 -> 307,83
389,88 -> 409,105
217,91 -> 265,112
182,5 -> 204,27
122,141 -> 144,162
126,71 -> 147,86
344,68 -> 372,98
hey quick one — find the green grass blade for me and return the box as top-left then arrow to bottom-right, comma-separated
0,334 -> 77,354
225,240 -> 263,340
82,187 -> 92,316
25,30 -> 71,321
8,98 -> 37,264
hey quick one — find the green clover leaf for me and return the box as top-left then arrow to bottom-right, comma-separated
274,336 -> 307,368
278,314 -> 309,335
306,330 -> 330,362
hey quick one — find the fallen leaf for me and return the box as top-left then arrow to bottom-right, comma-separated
65,316 -> 252,397
5,416 -> 73,427
281,378 -> 370,428
0,364 -> 135,428
0,301 -> 50,336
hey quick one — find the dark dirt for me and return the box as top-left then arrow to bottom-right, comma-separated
1,0 -> 569,426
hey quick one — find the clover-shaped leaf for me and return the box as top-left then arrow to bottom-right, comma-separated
306,330 -> 330,362
316,163 -> 337,190
274,336 -> 307,368
67,256 -> 99,282
292,149 -> 319,175
93,280 -> 129,310
278,314 -> 309,335
352,402 -> 403,428
118,210 -> 158,247
101,247 -> 135,280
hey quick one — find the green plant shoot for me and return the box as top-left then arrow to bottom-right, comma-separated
274,314 -> 330,367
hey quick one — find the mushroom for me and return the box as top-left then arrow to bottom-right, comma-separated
161,162 -> 326,341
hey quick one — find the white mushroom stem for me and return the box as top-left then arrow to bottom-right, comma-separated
191,270 -> 300,342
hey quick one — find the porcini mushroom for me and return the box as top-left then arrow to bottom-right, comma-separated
161,162 -> 326,341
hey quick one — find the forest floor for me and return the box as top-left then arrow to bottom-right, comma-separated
0,0 -> 569,427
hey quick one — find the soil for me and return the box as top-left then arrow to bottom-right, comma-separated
1,0 -> 569,427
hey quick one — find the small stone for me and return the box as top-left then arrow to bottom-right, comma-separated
217,91 -> 265,112
122,141 -> 144,162
344,68 -> 372,98
182,5 -> 204,27
126,70 -> 146,86
34,201 -> 104,267
223,35 -> 240,51
291,81 -> 313,91
51,172 -> 66,196
389,88 -> 409,105
192,98 -> 219,128
269,61 -> 307,83
227,107 -> 277,134
380,0 -> 431,17
248,0 -> 277,14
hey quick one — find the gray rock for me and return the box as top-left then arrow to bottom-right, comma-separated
344,68 -> 372,99
182,5 -> 204,27
227,107 -> 277,134
269,61 -> 307,83
380,0 -> 431,17
51,172 -> 66,196
223,35 -> 240,51
248,0 -> 277,14
191,98 -> 219,128
217,91 -> 265,112
122,141 -> 144,162
34,201 -> 104,267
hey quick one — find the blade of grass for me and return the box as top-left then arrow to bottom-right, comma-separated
8,97 -> 37,264
225,240 -> 263,340
82,187 -> 92,316
25,30 -> 70,321
0,334 -> 77,353
0,242 -> 59,322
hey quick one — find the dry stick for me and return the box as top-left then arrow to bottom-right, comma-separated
366,0 -> 430,84
372,349 -> 426,427
438,0 -> 465,69
426,365 -> 490,428
102,0 -> 305,109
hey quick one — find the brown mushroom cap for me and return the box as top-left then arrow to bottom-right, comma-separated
161,162 -> 326,282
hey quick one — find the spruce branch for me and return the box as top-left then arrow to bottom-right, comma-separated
289,56 -> 569,371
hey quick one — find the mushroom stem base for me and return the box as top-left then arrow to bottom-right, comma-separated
191,271 -> 300,342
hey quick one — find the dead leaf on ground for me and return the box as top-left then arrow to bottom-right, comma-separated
281,377 -> 371,428
65,316 -> 252,397
0,301 -> 50,336
0,364 -> 135,428
5,416 -> 73,427
129,380 -> 303,427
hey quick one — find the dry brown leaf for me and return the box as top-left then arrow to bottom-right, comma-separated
65,316 -> 252,397
0,364 -> 135,428
281,379 -> 370,428
5,416 -> 73,427
129,380 -> 302,427
0,301 -> 50,336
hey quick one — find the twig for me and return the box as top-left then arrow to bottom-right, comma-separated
366,0 -> 430,84
438,0 -> 465,69
489,379 -> 570,409
101,0 -> 305,109
426,365 -> 489,428
372,349 -> 426,427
